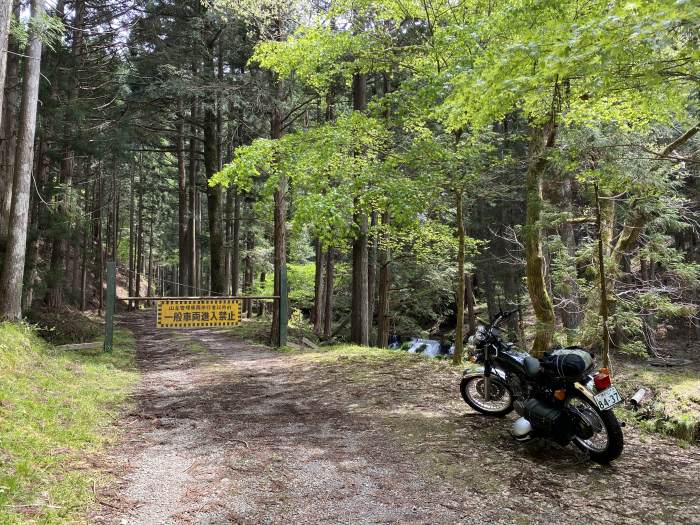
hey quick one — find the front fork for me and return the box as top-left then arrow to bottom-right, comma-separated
483,361 -> 492,401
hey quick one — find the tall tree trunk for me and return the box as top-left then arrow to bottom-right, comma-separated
135,165 -> 143,300
93,168 -> 104,315
368,211 -> 378,343
0,0 -> 43,321
323,247 -> 334,338
23,137 -> 49,310
70,238 -> 80,295
524,123 -> 557,357
106,173 -> 113,263
80,186 -> 89,311
188,93 -> 198,295
453,190 -> 466,365
205,108 -> 225,293
204,39 -> 226,295
225,188 -> 233,294
376,211 -> 391,348
313,237 -> 325,333
351,209 -> 369,345
127,167 -> 135,308
465,271 -> 476,335
232,189 -> 240,295
0,0 -> 13,131
595,184 -> 612,370
197,192 -> 203,293
0,0 -> 21,246
147,219 -> 153,305
177,99 -> 189,295
111,169 -> 118,260
244,226 -> 254,317
270,65 -> 286,346
350,71 -> 369,346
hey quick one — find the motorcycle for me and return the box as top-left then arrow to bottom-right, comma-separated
460,309 -> 624,463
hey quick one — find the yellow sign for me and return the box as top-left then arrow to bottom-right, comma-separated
156,299 -> 242,328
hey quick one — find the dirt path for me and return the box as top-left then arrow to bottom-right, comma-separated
94,312 -> 700,524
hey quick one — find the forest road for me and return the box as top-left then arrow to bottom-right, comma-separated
93,311 -> 700,525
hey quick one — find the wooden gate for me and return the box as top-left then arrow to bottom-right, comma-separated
102,262 -> 287,351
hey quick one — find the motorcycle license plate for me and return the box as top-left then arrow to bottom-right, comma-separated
593,386 -> 622,410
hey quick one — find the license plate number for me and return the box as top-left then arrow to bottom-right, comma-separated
594,386 -> 622,411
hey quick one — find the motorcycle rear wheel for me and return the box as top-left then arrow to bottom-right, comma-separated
460,375 -> 514,417
568,394 -> 624,464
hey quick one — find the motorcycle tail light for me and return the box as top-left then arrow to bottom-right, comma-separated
594,372 -> 611,390
554,388 -> 566,401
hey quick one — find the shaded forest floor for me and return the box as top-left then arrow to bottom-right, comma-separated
93,311 -> 700,524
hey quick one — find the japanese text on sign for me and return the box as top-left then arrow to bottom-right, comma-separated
156,299 -> 242,328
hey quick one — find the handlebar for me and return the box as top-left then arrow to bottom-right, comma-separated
491,308 -> 519,328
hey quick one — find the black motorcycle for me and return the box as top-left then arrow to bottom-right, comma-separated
460,309 -> 624,463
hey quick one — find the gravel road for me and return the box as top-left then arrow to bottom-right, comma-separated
92,311 -> 700,524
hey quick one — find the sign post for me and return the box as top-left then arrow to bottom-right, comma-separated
104,261 -> 116,352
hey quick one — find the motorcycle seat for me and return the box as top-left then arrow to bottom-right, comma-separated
523,356 -> 541,377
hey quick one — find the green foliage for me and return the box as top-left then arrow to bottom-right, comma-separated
288,263 -> 316,310
443,0 -> 697,131
213,111 -> 394,247
253,27 -> 365,92
10,11 -> 65,51
0,323 -> 138,523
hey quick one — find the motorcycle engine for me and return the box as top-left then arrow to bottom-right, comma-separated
508,376 -> 528,416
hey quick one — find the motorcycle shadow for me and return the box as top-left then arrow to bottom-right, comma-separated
456,412 -> 602,471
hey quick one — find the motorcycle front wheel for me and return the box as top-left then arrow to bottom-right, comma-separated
460,375 -> 514,417
568,394 -> 624,464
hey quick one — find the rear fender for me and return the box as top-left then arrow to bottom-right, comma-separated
573,380 -> 597,403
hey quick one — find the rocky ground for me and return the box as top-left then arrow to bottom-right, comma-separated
92,311 -> 700,524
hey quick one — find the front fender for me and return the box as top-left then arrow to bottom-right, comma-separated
462,367 -> 507,381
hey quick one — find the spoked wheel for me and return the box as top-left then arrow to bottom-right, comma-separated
568,394 -> 624,464
460,375 -> 513,416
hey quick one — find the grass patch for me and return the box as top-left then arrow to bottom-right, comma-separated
225,316 -> 272,346
0,322 -> 139,524
172,334 -> 210,355
277,343 -> 454,370
615,365 -> 700,442
225,310 -> 323,348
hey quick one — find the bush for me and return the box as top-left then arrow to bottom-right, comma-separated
26,307 -> 102,345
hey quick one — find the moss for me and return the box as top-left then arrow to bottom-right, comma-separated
0,322 -> 139,524
615,365 -> 700,442
172,334 -> 211,355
